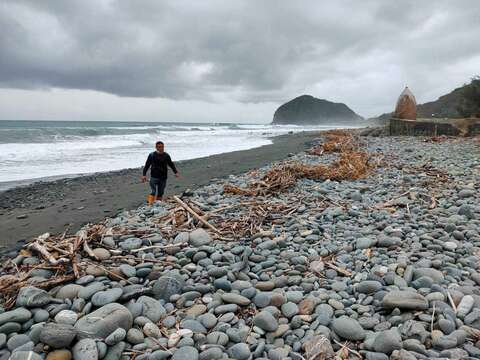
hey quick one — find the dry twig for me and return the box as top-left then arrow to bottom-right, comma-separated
173,195 -> 221,234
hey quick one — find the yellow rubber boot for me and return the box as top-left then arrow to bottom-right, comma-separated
147,194 -> 155,205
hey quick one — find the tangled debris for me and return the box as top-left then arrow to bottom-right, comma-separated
308,129 -> 364,155
225,130 -> 376,197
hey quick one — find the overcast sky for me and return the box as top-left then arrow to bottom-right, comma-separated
0,0 -> 479,123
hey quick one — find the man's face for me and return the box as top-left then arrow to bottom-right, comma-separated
156,143 -> 164,153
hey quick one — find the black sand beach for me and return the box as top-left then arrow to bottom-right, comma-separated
0,131 -> 320,253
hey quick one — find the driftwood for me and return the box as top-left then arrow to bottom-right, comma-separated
224,131 -> 374,198
77,229 -> 98,260
84,261 -> 135,285
431,302 -> 436,334
308,130 -> 363,155
129,242 -> 188,253
27,233 -> 69,266
447,290 -> 458,313
325,262 -> 352,277
376,190 -> 412,209
173,195 -> 221,233
332,339 -> 363,359
0,223 -> 110,306
0,274 -> 75,308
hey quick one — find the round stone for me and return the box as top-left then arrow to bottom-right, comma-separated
46,350 -> 72,360
254,311 -> 278,332
7,334 -> 31,351
221,293 -> 251,306
162,316 -> 177,329
228,343 -> 251,360
105,328 -> 127,346
198,313 -> 217,329
74,303 -> 133,339
39,323 -> 77,349
213,279 -> 232,291
119,264 -> 137,278
16,287 -> 52,307
199,348 -> 223,360
172,346 -> 199,360
56,284 -> 84,300
137,296 -> 166,322
373,329 -> 403,354
188,229 -> 212,247
355,281 -> 383,294
54,310 -> 78,325
91,288 -> 123,307
72,338 -> 97,360
33,309 -> 50,323
92,248 -> 111,260
206,331 -> 229,346
127,328 -> 144,344
332,316 -> 365,341
153,272 -> 185,301
281,302 -> 299,318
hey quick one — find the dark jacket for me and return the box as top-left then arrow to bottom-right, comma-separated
143,151 -> 177,179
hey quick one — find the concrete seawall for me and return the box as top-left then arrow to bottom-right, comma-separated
389,118 -> 480,136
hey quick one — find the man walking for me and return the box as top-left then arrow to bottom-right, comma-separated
141,141 -> 179,204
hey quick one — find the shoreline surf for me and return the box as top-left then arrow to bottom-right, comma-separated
0,120 -> 347,187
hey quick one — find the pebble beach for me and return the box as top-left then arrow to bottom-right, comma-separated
0,130 -> 479,360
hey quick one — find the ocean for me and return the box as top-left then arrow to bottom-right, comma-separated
0,120 -> 345,190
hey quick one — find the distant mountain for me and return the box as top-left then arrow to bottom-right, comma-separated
417,86 -> 465,118
272,95 -> 363,125
371,84 -> 470,123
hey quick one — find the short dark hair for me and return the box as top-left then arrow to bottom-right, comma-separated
156,141 -> 164,146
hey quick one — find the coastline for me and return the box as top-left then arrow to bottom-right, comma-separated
0,130 -> 321,254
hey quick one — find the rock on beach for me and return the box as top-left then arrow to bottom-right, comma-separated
74,303 -> 133,339
382,291 -> 428,310
332,316 -> 365,341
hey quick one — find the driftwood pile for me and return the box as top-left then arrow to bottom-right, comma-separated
224,130 -> 376,197
218,130 -> 380,240
0,186 -> 303,305
308,129 -> 364,154
0,195 -> 226,306
0,225 -> 104,308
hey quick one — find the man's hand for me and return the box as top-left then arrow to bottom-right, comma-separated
141,176 -> 147,183
175,173 -> 181,179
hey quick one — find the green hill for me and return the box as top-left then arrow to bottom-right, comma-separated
272,95 -> 363,125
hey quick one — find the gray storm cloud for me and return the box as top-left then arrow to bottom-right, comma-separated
0,0 -> 479,118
